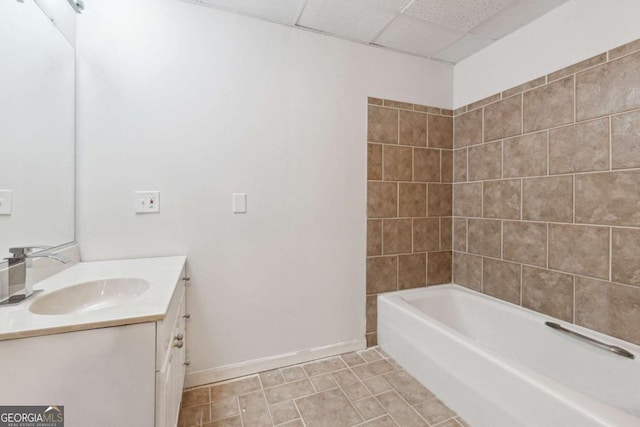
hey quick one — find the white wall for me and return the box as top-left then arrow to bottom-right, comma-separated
35,0 -> 77,45
454,0 -> 640,107
76,0 -> 452,381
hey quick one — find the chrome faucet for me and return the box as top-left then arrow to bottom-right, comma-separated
2,246 -> 69,305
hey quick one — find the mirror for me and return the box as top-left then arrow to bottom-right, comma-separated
0,0 -> 76,259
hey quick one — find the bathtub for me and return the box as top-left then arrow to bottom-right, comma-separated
378,285 -> 640,427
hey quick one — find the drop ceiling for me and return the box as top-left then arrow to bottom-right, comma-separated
184,0 -> 569,63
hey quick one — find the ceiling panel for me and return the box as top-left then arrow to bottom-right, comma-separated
374,15 -> 464,57
469,0 -> 568,40
197,0 -> 306,25
298,0 -> 412,43
404,0 -> 515,32
432,34 -> 494,63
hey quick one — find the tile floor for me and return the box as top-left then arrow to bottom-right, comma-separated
179,347 -> 469,427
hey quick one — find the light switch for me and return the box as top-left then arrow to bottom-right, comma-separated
233,193 -> 246,213
0,190 -> 12,215
134,191 -> 160,213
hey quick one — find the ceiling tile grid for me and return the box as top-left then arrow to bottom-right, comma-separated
184,0 -> 570,63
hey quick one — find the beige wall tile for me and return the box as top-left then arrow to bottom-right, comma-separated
468,219 -> 501,258
453,218 -> 467,251
413,218 -> 439,253
549,118 -> 609,174
441,150 -> 453,183
522,176 -> 573,223
366,295 -> 377,333
501,76 -> 546,98
484,94 -> 522,142
575,277 -> 640,345
453,183 -> 482,217
428,115 -> 453,149
483,258 -> 521,305
612,228 -> 640,287
384,99 -> 413,110
428,251 -> 452,285
576,51 -> 640,121
398,183 -> 426,217
503,132 -> 548,178
453,149 -> 467,182
367,182 -> 397,218
368,106 -> 398,144
575,170 -> 640,226
368,97 -> 384,106
383,219 -> 412,255
454,109 -> 483,148
454,106 -> 467,116
415,105 -> 441,114
612,110 -> 640,169
483,179 -> 521,220
522,266 -> 573,322
368,143 -> 382,180
414,148 -> 441,182
366,256 -> 397,294
428,184 -> 452,217
367,220 -> 382,256
398,253 -> 427,289
441,109 -> 453,116
468,93 -> 502,111
548,224 -> 609,279
366,333 -> 377,347
523,76 -> 574,133
468,141 -> 502,181
440,217 -> 452,250
502,221 -> 547,267
383,145 -> 412,181
453,252 -> 482,291
547,53 -> 607,82
399,111 -> 427,147
609,39 -> 640,60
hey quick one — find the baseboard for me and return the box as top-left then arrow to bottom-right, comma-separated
184,338 -> 366,388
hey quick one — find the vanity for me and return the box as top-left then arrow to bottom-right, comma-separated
0,255 -> 188,427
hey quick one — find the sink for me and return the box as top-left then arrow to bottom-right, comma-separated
29,278 -> 150,315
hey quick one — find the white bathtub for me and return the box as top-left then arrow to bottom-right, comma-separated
378,285 -> 640,427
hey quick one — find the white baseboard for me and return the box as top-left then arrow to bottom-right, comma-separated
184,338 -> 366,389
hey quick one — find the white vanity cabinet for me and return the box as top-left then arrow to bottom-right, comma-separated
0,259 -> 189,427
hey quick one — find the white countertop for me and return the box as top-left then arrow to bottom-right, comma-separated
0,256 -> 186,341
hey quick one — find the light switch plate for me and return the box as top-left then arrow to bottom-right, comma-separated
233,193 -> 246,213
134,191 -> 160,214
0,190 -> 12,215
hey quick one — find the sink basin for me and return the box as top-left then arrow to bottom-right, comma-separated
29,278 -> 150,315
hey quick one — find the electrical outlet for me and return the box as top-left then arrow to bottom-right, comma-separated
134,191 -> 159,213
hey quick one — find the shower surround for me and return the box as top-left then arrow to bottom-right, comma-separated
452,38 -> 640,346
366,98 -> 454,346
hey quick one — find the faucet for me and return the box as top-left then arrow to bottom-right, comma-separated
2,246 -> 70,304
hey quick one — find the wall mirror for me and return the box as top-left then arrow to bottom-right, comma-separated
0,0 -> 76,260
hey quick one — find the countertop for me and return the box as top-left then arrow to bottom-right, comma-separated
0,256 -> 186,341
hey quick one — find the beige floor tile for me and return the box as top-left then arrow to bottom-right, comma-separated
413,398 -> 456,425
375,391 -> 428,427
282,366 -> 307,382
342,381 -> 373,401
359,349 -> 384,363
310,373 -> 339,392
362,376 -> 392,395
178,403 -> 210,427
203,416 -> 242,427
210,397 -> 239,422
295,388 -> 363,427
375,348 -> 390,358
432,420 -> 460,427
303,357 -> 347,376
264,379 -> 315,404
238,390 -> 272,427
359,415 -> 398,426
382,371 -> 434,405
278,419 -> 304,427
260,369 -> 286,388
352,360 -> 396,380
454,417 -> 470,426
182,387 -> 210,408
210,376 -> 262,402
332,369 -> 360,388
270,400 -> 299,425
353,397 -> 386,421
341,352 -> 367,367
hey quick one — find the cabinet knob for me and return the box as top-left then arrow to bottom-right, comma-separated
184,361 -> 191,366
182,276 -> 191,282
173,341 -> 184,349
183,314 -> 191,319
174,334 -> 184,341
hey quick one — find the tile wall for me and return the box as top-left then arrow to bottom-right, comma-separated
452,38 -> 640,345
366,98 -> 454,346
